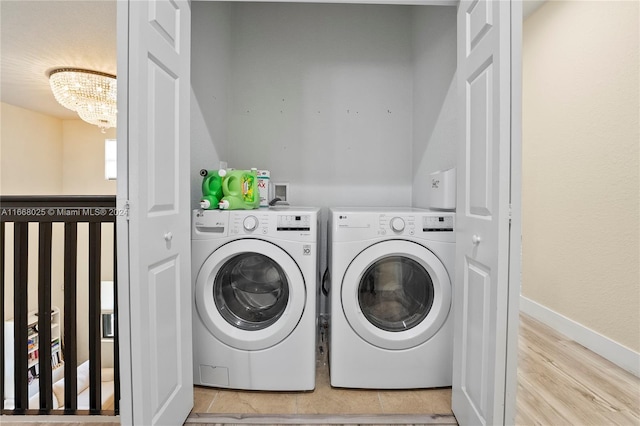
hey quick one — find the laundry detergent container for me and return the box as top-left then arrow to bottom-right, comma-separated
219,169 -> 260,210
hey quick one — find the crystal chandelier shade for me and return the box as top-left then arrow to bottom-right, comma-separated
49,68 -> 117,132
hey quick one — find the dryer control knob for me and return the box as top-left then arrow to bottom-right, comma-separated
390,217 -> 405,232
243,215 -> 259,231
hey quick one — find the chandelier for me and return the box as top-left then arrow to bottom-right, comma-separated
48,68 -> 117,133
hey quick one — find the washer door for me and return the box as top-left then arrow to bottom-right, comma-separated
196,239 -> 306,351
341,240 -> 451,350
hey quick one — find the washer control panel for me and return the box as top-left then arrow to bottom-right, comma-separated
193,208 -> 319,240
379,214 -> 416,236
423,215 -> 454,232
230,212 -> 269,235
243,215 -> 259,231
277,214 -> 312,231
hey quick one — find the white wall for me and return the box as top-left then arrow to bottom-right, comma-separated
192,2 -> 416,210
0,103 -> 64,196
410,6 -> 457,209
191,3 -> 459,316
61,120 -> 116,196
522,0 -> 639,365
191,1 -> 232,209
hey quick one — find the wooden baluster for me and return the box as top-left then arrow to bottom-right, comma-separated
88,222 -> 102,413
63,222 -> 78,413
13,222 -> 29,412
0,222 -> 5,413
37,222 -> 53,412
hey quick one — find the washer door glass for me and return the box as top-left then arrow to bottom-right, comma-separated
215,253 -> 289,331
358,256 -> 433,332
196,239 -> 306,351
341,240 -> 451,350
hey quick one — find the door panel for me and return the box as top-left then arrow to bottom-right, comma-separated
149,0 -> 179,47
148,257 -> 181,414
452,0 -> 520,425
117,0 -> 192,425
461,258 -> 491,417
467,0 -> 492,52
468,60 -> 493,217
147,58 -> 179,214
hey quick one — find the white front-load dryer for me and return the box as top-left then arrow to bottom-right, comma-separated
329,207 -> 455,389
192,207 -> 319,391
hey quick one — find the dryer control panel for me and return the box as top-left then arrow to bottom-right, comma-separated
330,208 -> 455,243
277,214 -> 312,231
379,214 -> 417,236
423,215 -> 454,232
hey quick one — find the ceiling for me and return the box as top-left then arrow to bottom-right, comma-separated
0,1 -> 117,120
0,0 -> 544,121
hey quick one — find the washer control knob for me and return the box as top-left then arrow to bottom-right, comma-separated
243,215 -> 258,231
390,217 -> 405,232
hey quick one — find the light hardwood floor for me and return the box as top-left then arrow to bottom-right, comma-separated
516,314 -> 639,425
1,314 -> 638,425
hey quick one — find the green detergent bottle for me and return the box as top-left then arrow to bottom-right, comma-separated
218,168 -> 260,210
199,169 -> 224,209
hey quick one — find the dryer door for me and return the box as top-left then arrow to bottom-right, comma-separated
196,239 -> 306,351
341,240 -> 451,350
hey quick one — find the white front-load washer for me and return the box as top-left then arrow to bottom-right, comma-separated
329,207 -> 455,389
192,207 -> 319,391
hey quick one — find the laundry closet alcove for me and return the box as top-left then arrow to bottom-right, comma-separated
189,0 -> 457,421
190,1 -> 458,211
117,0 -> 521,423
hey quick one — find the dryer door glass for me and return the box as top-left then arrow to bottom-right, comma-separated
358,256 -> 434,332
214,252 -> 289,331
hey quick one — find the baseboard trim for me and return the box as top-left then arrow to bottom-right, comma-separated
520,295 -> 640,377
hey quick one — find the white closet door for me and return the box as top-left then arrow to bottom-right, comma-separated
116,0 -> 193,424
452,0 -> 521,425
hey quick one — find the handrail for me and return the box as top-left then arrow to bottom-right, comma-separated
1,195 -> 117,223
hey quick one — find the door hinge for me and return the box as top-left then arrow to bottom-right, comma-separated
123,200 -> 130,221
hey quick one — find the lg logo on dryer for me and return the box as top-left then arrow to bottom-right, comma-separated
303,245 -> 312,256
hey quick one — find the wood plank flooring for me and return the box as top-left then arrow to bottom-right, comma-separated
516,314 -> 639,426
1,313 -> 637,425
